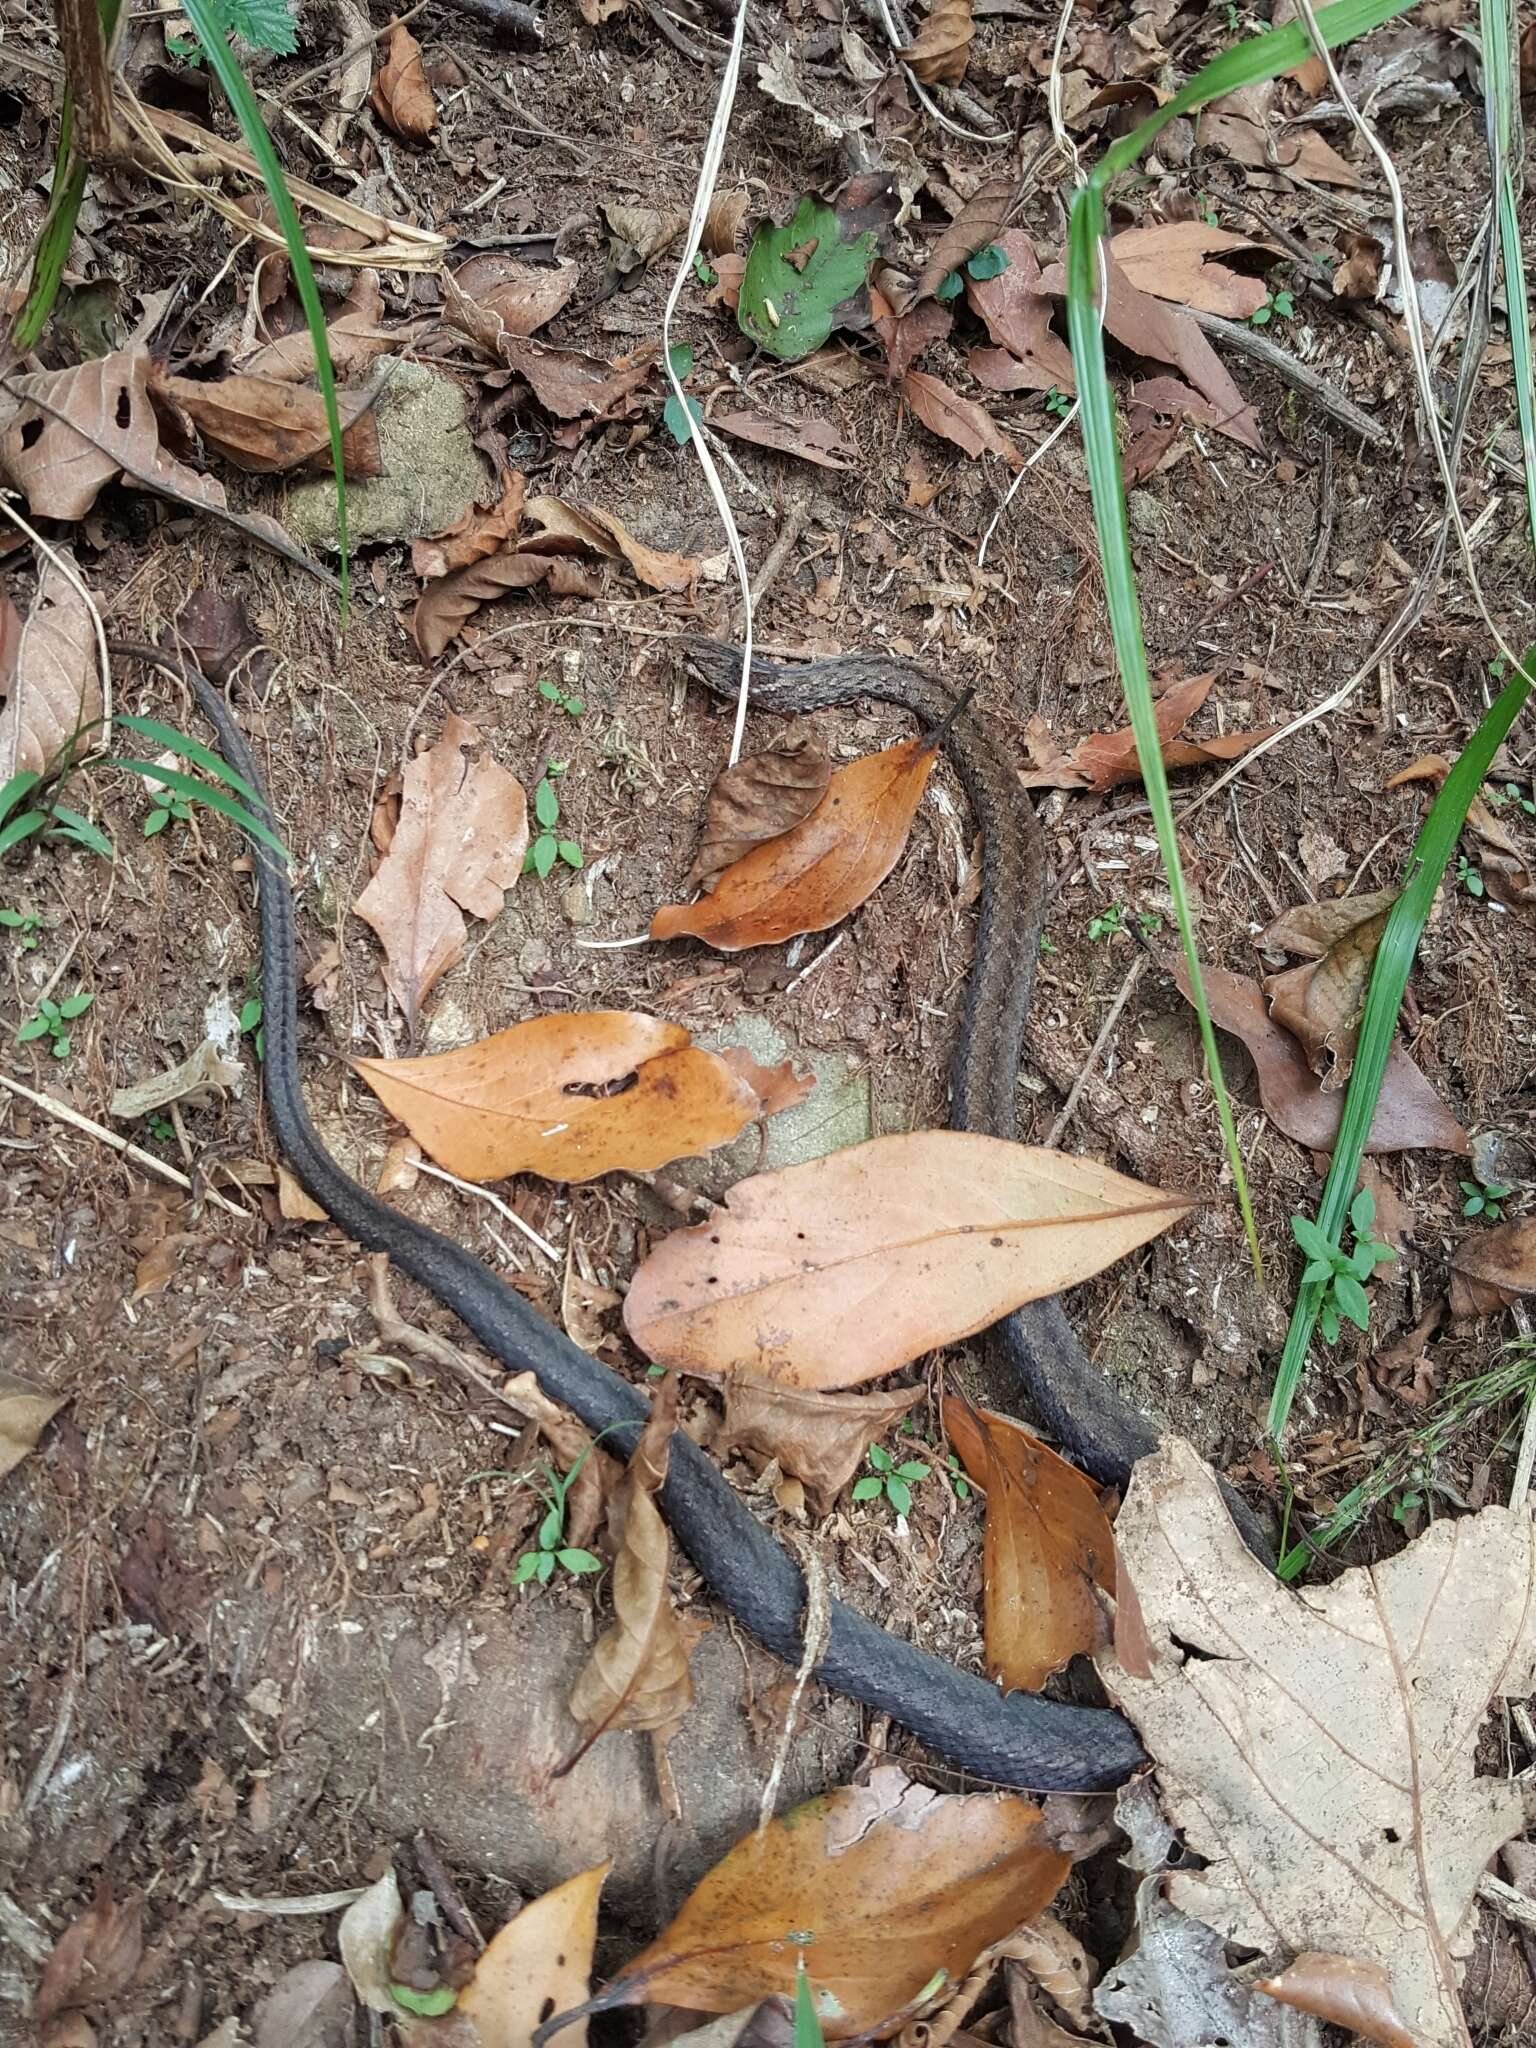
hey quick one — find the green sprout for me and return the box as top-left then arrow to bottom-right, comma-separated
511,1454 -> 604,1585
1461,1173 -> 1514,1221
524,767 -> 583,878
852,1441 -> 930,1516
1250,287 -> 1295,326
18,987 -> 93,1059
1291,1186 -> 1395,1344
0,907 -> 43,950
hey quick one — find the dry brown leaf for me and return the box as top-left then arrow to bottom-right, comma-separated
0,1368 -> 67,1480
899,0 -> 974,85
1259,889 -> 1400,961
685,727 -> 832,892
1020,673 -> 1273,793
1171,960 -> 1467,1156
239,270 -> 399,382
623,1132 -> 1193,1389
354,1013 -> 780,1182
913,176 -> 1016,303
0,553 -> 100,782
1100,1437 -> 1536,2048
1109,222 -> 1274,320
706,252 -> 747,311
411,469 -> 526,581
410,546 -> 565,660
715,1049 -> 813,1121
277,1165 -> 328,1222
604,201 -> 688,278
451,253 -> 578,339
651,736 -> 937,951
1000,1917 -> 1098,2031
1333,229 -> 1385,300
502,334 -> 655,420
153,371 -> 381,478
612,1768 -> 1069,2035
711,408 -> 857,471
1449,1216 -> 1536,1317
578,0 -> 629,18
1261,895 -> 1395,1081
1388,756 -> 1535,905
1199,106 -> 1361,188
352,715 -> 528,1028
447,1865 -> 608,2048
567,1374 -> 694,1756
902,368 -> 1021,466
870,288 -> 953,381
371,17 -> 436,141
1259,1953 -> 1417,2048
713,1381 -> 925,1515
944,1401 -> 1117,1692
130,1227 -> 200,1303
703,190 -> 748,256
33,1880 -> 144,2022
0,589 -> 21,701
524,494 -> 699,591
965,230 -> 1076,396
1093,1873 -> 1291,2048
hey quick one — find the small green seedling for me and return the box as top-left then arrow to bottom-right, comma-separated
1455,852 -> 1485,898
1461,1172 -> 1514,1221
1291,1186 -> 1395,1344
692,251 -> 716,288
168,0 -> 298,64
1250,288 -> 1295,327
240,993 -> 265,1063
524,768 -> 583,878
0,907 -> 42,950
538,676 -> 585,718
663,341 -> 705,445
946,1452 -> 971,1502
1087,904 -> 1126,941
852,1441 -> 930,1516
511,1456 -> 604,1586
1485,780 -> 1536,819
144,790 -> 193,837
146,1113 -> 175,1144
1043,386 -> 1072,419
391,1985 -> 457,2018
1137,908 -> 1163,937
935,243 -> 1010,302
18,987 -> 93,1060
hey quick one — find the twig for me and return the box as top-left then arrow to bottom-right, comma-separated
756,1544 -> 830,1834
1479,1872 -> 1536,1931
0,1071 -> 252,1220
865,0 -> 1008,145
410,1156 -> 561,1263
275,0 -> 429,104
747,498 -> 812,613
21,1676 -> 77,1815
1303,435 -> 1336,598
436,0 -> 544,43
1185,308 -> 1391,447
645,0 -> 711,62
413,1830 -> 486,1951
1043,953 -> 1145,1150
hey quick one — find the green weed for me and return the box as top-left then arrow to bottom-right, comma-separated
18,987 -> 93,1060
511,1454 -> 605,1586
525,766 -> 583,878
852,1441 -> 930,1516
1249,287 -> 1295,326
0,907 -> 43,951
1461,1171 -> 1514,1221
1291,1187 -> 1395,1344
538,676 -> 585,718
167,0 -> 297,63
1455,852 -> 1485,898
1043,386 -> 1072,419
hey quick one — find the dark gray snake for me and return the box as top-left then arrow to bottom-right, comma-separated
112,633 -> 1256,1795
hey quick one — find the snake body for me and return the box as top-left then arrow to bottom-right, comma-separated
115,637 -> 1162,1794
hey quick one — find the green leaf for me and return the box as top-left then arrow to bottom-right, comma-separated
1272,288 -> 1295,317
1251,303 -> 1272,324
965,244 -> 1009,281
390,1983 -> 458,2017
795,1963 -> 826,2048
667,342 -> 694,380
1291,1216 -> 1335,1262
115,714 -> 267,810
885,1476 -> 913,1516
664,392 -> 706,445
1464,1192 -> 1484,1216
933,270 -> 965,302
47,807 -> 114,860
532,833 -> 557,879
894,1461 -> 930,1482
239,997 -> 263,1032
0,812 -> 49,859
0,910 -> 21,927
52,1035 -> 70,1058
850,1476 -> 883,1501
1319,1302 -> 1341,1344
739,196 -> 879,361
144,809 -> 169,837
535,779 -> 560,828
108,760 -> 290,859
221,0 -> 299,54
17,1017 -> 49,1042
693,252 -> 717,287
58,992 -> 93,1019
557,1547 -> 603,1573
1333,1272 -> 1371,1331
1349,1186 -> 1375,1235
1349,1242 -> 1381,1280
558,840 -> 583,869
1301,1259 -> 1334,1285
536,1549 -> 555,1583
510,1551 -> 539,1583
868,1443 -> 892,1472
538,1503 -> 563,1549
0,773 -> 43,830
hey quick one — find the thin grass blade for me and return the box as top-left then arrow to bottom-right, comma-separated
0,772 -> 42,830
1480,0 -> 1536,549
0,812 -> 49,859
114,714 -> 267,808
109,759 -> 290,859
46,806 -> 116,860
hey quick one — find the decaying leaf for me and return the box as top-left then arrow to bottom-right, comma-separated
1171,960 -> 1467,1157
1020,673 -> 1272,793
965,231 -> 1076,396
902,369 -> 1021,466
899,0 -> 974,85
371,16 -> 436,141
1260,893 -> 1396,1082
913,177 -> 1015,304
1449,1215 -> 1536,1317
710,408 -> 857,471
240,269 -> 399,382
0,1368 -> 67,1481
610,1768 -> 1069,2035
33,1879 -> 144,2022
1333,230 -> 1385,301
603,201 -> 688,280
713,1381 -> 924,1515
1259,1952 -> 1416,2048
354,1013 -> 788,1183
251,1959 -> 358,2048
352,715 -> 528,1028
623,1133 -> 1193,1389
870,291 -> 953,382
1199,100 -> 1362,190
685,727 -> 832,892
652,736 -> 937,951
411,469 -> 526,582
154,370 -> 381,478
1094,1875 -> 1294,2048
110,1040 -> 243,1120
944,1401 -> 1117,1692
524,494 -> 699,592
738,196 -> 880,362
449,1865 -> 608,2048
442,286 -> 655,420
1109,222 -> 1275,320
1100,1437 -> 1536,2048
1001,1915 -> 1098,2031
0,552 -> 100,782
1386,751 -> 1535,905
453,253 -> 579,339
567,1375 -> 694,1761
338,1870 -> 406,2013
411,548 -> 582,661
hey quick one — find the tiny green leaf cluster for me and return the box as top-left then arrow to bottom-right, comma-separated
1290,1187 -> 1395,1344
934,241 -> 1011,301
0,907 -> 42,951
1250,287 -> 1295,326
18,987 -> 93,1059
525,768 -> 583,879
169,0 -> 298,64
851,1441 -> 930,1516
511,1457 -> 604,1586
1461,1172 -> 1514,1221
663,342 -> 706,445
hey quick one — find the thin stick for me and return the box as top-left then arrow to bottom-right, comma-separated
1479,1872 -> 1536,1931
1186,308 -> 1391,447
0,1070 -> 252,1220
273,0 -> 428,102
756,1544 -> 830,1834
1303,435 -> 1336,598
410,1156 -> 561,1262
1043,953 -> 1145,1150
868,0 -> 1007,144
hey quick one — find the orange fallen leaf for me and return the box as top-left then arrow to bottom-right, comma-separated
410,547 -> 589,661
411,468 -> 526,581
1109,222 -> 1275,320
1020,672 -> 1273,792
1199,106 -> 1362,189
944,1401 -> 1117,1693
371,16 -> 436,142
913,177 -> 1016,305
711,407 -> 858,471
352,715 -> 528,1029
1258,1952 -> 1418,2048
524,494 -> 699,592
153,370 -> 381,478
623,1132 -> 1193,1389
652,736 -> 937,951
33,1879 -> 143,2022
354,1013 -> 789,1182
451,252 -> 578,340
450,1866 -> 608,2048
902,368 -> 1021,467
1386,751 -> 1535,904
609,1768 -> 1068,2036
0,552 -> 100,781
964,230 -> 1076,397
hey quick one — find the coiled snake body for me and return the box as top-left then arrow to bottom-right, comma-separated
114,634 -> 1214,1794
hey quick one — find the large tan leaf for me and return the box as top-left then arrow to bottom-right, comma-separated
353,1013 -> 776,1182
371,16 -> 437,141
1109,223 -> 1275,320
1261,893 -> 1396,1082
0,553 -> 99,781
943,1401 -> 1116,1692
898,0 -> 974,85
963,230 -> 1076,396
448,1864 -> 608,2048
686,727 -> 831,892
651,737 -> 937,951
623,1133 -> 1193,1388
352,715 -> 528,1028
452,253 -> 579,339
410,549 -> 580,661
713,1381 -> 925,1516
411,469 -> 526,581
1099,1437 -> 1536,2048
154,371 -> 381,478
239,270 -> 399,382
611,1768 -> 1069,2035
0,1369 -> 67,1480
523,495 -> 699,592
567,1376 -> 693,1754
902,369 -> 1021,466
1449,1214 -> 1536,1316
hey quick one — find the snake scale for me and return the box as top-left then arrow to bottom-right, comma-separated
114,632 -> 1258,1794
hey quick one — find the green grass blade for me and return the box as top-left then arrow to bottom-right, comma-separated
181,0 -> 349,612
1480,0 -> 1536,550
46,806 -> 116,860
0,771 -> 42,830
794,1963 -> 826,2048
109,759 -> 290,859
113,714 -> 266,808
0,811 -> 49,859
1267,653 -> 1534,1442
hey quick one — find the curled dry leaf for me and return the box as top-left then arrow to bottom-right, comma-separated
153,371 -> 382,478
452,252 -> 578,339
0,1368 -> 67,1480
1259,1952 -> 1417,2048
446,1865 -> 609,2048
371,17 -> 436,141
1333,229 -> 1385,300
240,270 -> 399,382
354,1013 -> 788,1183
623,1132 -> 1193,1390
1449,1215 -> 1536,1317
411,548 -> 577,661
1261,893 -> 1396,1082
899,0 -> 974,85
1094,1874 -> 1293,2048
33,1880 -> 144,2022
251,1960 -> 357,2048
965,231 -> 1076,396
525,494 -> 699,592
653,736 -> 936,950
913,176 -> 1016,304
1199,104 -> 1362,189
611,1767 -> 1069,2036
1386,751 -> 1535,905
411,468 -> 526,581
711,408 -> 857,471
685,726 -> 832,892
352,714 -> 528,1028
713,1380 -> 925,1515
1000,1916 -> 1098,2031
1109,223 -> 1275,321
1020,672 -> 1273,793
944,1401 -> 1117,1692
902,369 -> 1021,466
0,551 -> 100,781
1171,959 -> 1467,1156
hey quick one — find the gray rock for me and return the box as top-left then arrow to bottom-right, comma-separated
252,1961 -> 356,2048
703,1011 -> 872,1178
